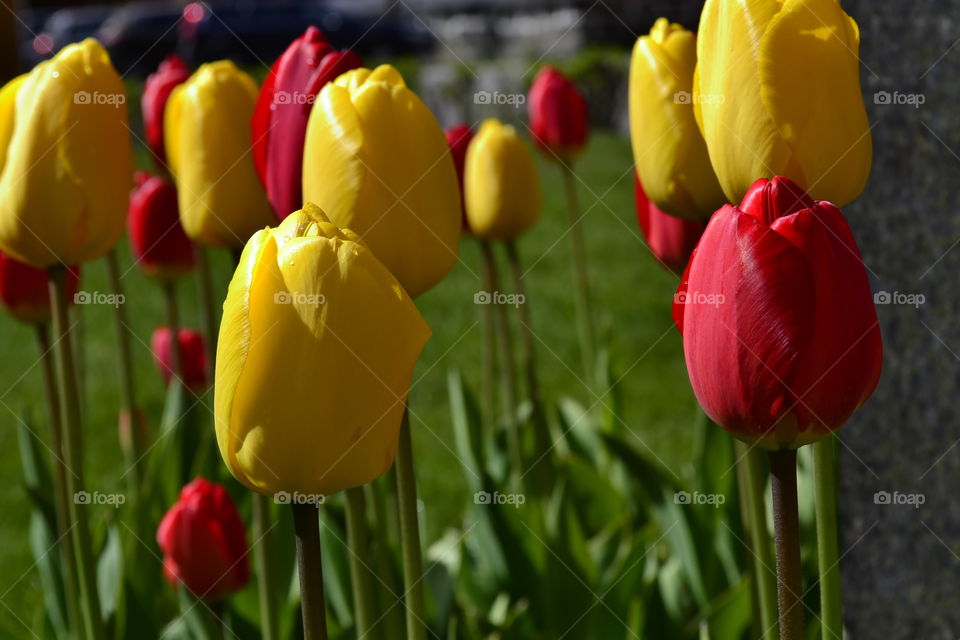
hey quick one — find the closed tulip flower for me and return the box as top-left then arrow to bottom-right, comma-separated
464,119 -> 542,241
675,177 -> 882,449
634,174 -> 703,275
129,171 -> 195,280
165,60 -> 273,249
215,203 -> 430,496
0,39 -> 133,267
157,478 -> 250,600
142,55 -> 190,169
151,326 -> 208,390
302,65 -> 460,298
444,123 -> 474,230
528,65 -> 589,162
695,0 -> 872,206
253,26 -> 362,220
629,19 -> 725,220
0,252 -> 79,324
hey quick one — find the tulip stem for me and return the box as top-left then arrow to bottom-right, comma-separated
35,323 -> 82,638
162,281 -> 182,382
48,266 -> 104,640
768,449 -> 803,640
560,163 -> 596,386
253,493 -> 279,640
394,409 -> 426,640
292,502 -> 328,640
345,487 -> 377,638
813,437 -> 843,640
735,440 -> 778,637
477,239 -> 499,444
196,246 -> 218,369
368,480 -> 405,640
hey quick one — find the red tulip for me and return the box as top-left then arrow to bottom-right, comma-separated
634,174 -> 704,275
142,55 -> 190,169
151,326 -> 208,390
157,478 -> 249,600
0,251 -> 79,324
674,177 -> 882,449
129,171 -> 196,280
252,26 -> 362,220
444,123 -> 474,231
528,65 -> 589,161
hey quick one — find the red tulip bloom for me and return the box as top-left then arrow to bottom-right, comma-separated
674,177 -> 882,449
252,26 -> 362,220
634,174 -> 704,275
129,171 -> 196,280
528,65 -> 589,162
444,123 -> 474,231
142,55 -> 190,169
0,252 -> 79,324
151,326 -> 208,390
157,478 -> 250,600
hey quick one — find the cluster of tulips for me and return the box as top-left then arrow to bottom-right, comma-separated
0,0 -> 881,638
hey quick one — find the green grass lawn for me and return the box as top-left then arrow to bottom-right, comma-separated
0,131 -> 699,635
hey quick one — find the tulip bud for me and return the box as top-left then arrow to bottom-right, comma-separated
165,60 -> 274,249
151,326 -> 208,391
302,65 -> 460,298
695,0 -> 872,206
0,251 -> 79,324
528,65 -> 589,162
128,171 -> 196,280
444,123 -> 474,231
215,203 -> 430,496
675,177 -> 882,449
628,19 -> 725,220
0,39 -> 133,267
142,55 -> 190,170
634,174 -> 703,275
463,119 -> 542,241
157,477 -> 250,600
253,26 -> 362,220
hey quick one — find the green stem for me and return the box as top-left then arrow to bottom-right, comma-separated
292,502 -> 327,640
735,441 -> 778,637
368,481 -> 404,640
195,246 -> 218,369
769,449 -> 803,640
393,409 -> 426,640
477,239 -> 499,442
36,323 -> 81,638
162,281 -> 182,382
560,163 -> 596,385
813,437 -> 843,640
253,494 -> 278,640
48,266 -> 104,640
345,487 -> 377,639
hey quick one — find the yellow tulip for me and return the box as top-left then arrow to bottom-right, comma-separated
464,118 -> 542,240
302,65 -> 460,299
0,40 -> 132,267
165,60 -> 273,249
629,19 -> 725,220
695,0 -> 872,206
215,202 -> 430,497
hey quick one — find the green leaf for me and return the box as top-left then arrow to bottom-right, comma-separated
702,578 -> 751,640
447,369 -> 486,493
97,526 -> 123,623
29,510 -> 68,638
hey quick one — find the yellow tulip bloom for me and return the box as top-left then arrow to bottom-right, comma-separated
464,119 -> 542,240
629,19 -> 725,220
165,60 -> 273,249
695,0 -> 872,206
302,65 -> 460,299
0,40 -> 133,267
215,202 -> 430,497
